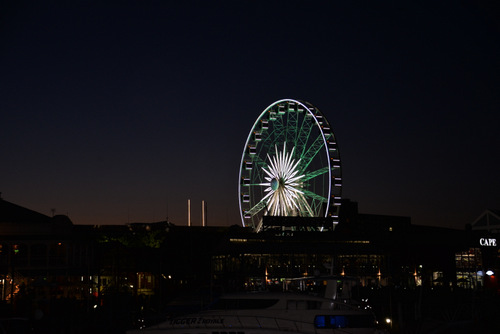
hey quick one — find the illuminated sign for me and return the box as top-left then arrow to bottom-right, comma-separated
480,238 -> 497,247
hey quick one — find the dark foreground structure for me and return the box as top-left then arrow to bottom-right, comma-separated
1,198 -> 499,333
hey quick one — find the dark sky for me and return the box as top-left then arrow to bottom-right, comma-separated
1,1 -> 499,229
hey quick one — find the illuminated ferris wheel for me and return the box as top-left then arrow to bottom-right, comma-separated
238,99 -> 342,232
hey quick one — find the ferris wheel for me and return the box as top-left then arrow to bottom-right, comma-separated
238,99 -> 342,232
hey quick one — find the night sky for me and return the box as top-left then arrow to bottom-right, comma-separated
1,1 -> 499,229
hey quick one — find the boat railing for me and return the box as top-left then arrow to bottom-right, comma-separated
158,314 -> 319,334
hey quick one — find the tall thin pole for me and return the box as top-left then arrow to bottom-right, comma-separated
188,199 -> 191,226
202,200 -> 206,227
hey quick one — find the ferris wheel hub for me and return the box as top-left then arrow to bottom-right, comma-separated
271,178 -> 279,191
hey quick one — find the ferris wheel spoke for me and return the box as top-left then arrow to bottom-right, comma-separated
285,159 -> 303,181
245,198 -> 268,217
301,189 -> 327,203
284,184 -> 303,195
251,155 -> 267,168
299,134 -> 325,172
283,191 -> 295,214
263,164 -> 275,179
271,113 -> 285,145
285,104 -> 299,147
297,195 -> 314,217
296,113 -> 315,158
282,145 -> 295,176
302,166 -> 329,181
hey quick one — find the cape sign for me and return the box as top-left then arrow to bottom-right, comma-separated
480,238 -> 497,247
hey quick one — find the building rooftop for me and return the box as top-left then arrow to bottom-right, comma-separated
0,198 -> 51,224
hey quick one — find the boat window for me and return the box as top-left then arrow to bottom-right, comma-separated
287,300 -> 322,310
210,298 -> 279,310
314,315 -> 374,328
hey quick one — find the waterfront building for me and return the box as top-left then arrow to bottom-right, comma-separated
1,197 -> 499,324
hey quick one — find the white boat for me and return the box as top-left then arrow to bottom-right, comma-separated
127,278 -> 378,334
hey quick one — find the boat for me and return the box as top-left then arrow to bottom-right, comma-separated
127,277 -> 378,334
